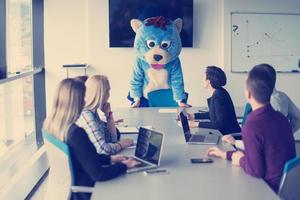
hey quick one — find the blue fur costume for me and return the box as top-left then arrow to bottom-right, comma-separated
129,16 -> 186,106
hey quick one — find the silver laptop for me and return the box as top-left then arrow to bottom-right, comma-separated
127,127 -> 164,174
179,111 -> 219,145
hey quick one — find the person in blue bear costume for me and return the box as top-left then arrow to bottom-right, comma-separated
129,16 -> 189,108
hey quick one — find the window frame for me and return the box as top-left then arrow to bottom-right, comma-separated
0,0 -> 45,167
0,0 -> 6,79
0,1 -> 47,198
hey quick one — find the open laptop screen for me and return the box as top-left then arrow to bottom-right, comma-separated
135,128 -> 163,165
179,112 -> 190,133
179,112 -> 192,142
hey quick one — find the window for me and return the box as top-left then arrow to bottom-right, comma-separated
6,0 -> 32,74
0,0 -> 46,198
0,75 -> 35,156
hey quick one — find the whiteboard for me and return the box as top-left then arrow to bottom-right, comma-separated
231,12 -> 300,72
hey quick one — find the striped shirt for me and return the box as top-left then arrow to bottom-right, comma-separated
76,109 -> 122,155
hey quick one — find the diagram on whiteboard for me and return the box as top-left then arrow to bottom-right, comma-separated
231,13 -> 300,72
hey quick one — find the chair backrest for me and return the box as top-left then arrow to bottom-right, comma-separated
241,103 -> 253,126
278,157 -> 300,200
43,130 -> 74,200
148,89 -> 179,107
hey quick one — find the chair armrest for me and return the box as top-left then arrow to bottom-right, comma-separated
71,186 -> 94,193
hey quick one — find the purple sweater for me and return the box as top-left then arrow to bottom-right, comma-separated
227,104 -> 296,192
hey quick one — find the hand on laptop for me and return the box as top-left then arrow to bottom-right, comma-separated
119,138 -> 134,148
122,158 -> 141,169
222,135 -> 236,145
188,120 -> 199,128
207,147 -> 226,159
186,113 -> 195,120
111,155 -> 129,163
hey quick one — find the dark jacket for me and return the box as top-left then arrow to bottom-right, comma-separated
66,124 -> 127,200
195,88 -> 241,135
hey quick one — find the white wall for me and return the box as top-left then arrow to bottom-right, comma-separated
44,0 -> 300,110
44,0 -> 88,111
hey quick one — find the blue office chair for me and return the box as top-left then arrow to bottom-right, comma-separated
241,103 -> 253,126
278,157 -> 300,200
148,89 -> 188,107
43,131 -> 93,200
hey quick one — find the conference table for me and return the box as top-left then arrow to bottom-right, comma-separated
91,107 -> 280,200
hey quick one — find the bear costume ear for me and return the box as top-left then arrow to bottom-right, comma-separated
130,19 -> 143,33
174,18 -> 183,33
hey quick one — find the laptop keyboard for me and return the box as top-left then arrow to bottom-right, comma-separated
133,159 -> 149,168
190,134 -> 205,142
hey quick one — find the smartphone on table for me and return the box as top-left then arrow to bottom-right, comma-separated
190,158 -> 213,164
144,169 -> 169,175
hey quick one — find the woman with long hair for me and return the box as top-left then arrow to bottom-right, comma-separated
77,75 -> 133,155
43,78 -> 139,200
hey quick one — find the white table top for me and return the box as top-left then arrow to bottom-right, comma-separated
91,107 -> 279,200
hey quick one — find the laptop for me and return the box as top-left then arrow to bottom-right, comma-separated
179,111 -> 220,145
127,127 -> 164,174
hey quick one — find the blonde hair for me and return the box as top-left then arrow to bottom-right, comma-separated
84,75 -> 110,111
43,79 -> 86,141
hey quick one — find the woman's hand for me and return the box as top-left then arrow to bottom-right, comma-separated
176,112 -> 194,121
186,113 -> 195,120
111,155 -> 128,163
188,120 -> 199,128
207,147 -> 226,159
119,139 -> 134,148
122,158 -> 141,169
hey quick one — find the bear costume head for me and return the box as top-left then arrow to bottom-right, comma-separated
131,16 -> 183,70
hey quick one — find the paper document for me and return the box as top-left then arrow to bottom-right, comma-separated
235,140 -> 245,150
118,126 -> 139,134
158,108 -> 178,113
118,126 -> 154,134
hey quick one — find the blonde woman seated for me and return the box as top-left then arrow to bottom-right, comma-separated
77,75 -> 134,155
43,79 -> 139,200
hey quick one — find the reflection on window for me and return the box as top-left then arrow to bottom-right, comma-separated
7,0 -> 32,74
0,76 -> 35,157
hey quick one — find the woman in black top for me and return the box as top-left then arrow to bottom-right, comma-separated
43,79 -> 139,200
188,66 -> 241,135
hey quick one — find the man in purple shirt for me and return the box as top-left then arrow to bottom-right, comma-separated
207,64 -> 296,193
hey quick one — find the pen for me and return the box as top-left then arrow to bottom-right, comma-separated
232,144 -> 238,150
